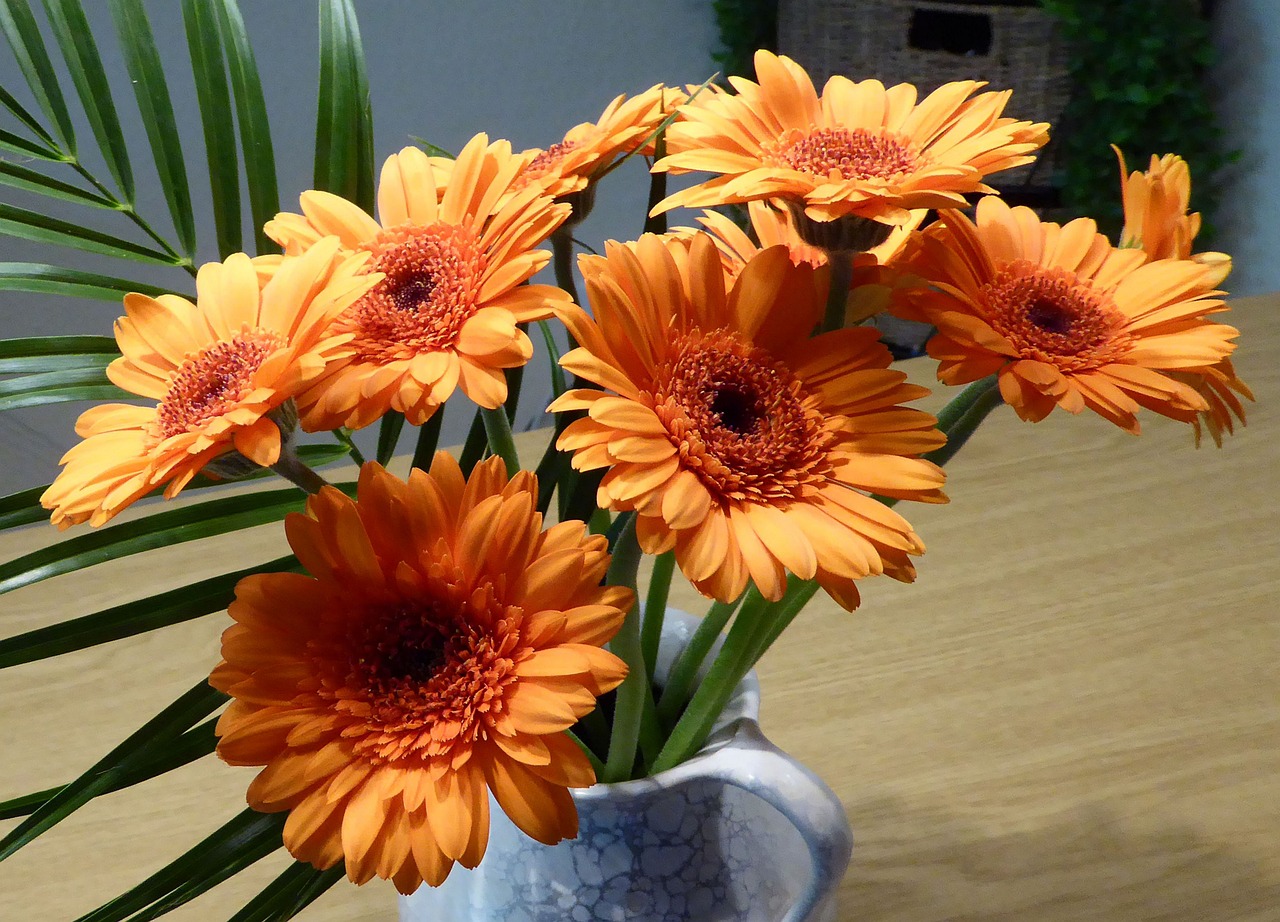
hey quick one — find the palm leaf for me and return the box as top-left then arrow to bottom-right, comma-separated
315,0 -> 375,213
227,863 -> 345,922
0,679 -> 228,861
181,0 -> 241,258
0,0 -> 75,152
0,263 -> 183,300
213,0 -> 279,254
0,158 -> 117,208
0,366 -> 128,411
0,124 -> 58,158
0,81 -> 61,149
0,203 -> 184,264
41,0 -> 135,201
107,0 -> 197,258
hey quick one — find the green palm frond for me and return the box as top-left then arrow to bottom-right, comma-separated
0,0 -> 376,918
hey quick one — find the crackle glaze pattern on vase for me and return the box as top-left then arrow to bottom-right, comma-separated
400,609 -> 851,922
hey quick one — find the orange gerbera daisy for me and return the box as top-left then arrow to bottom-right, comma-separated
40,240 -> 376,528
1114,147 -> 1250,443
549,233 -> 946,611
653,50 -> 1047,237
687,200 -> 926,323
898,196 -> 1240,432
512,84 -> 683,203
211,456 -> 631,893
265,134 -> 572,430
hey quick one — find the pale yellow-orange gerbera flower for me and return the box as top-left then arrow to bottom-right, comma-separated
265,134 -> 572,430
687,200 -> 926,323
513,84 -> 683,202
40,241 -> 377,528
211,456 -> 631,893
652,50 -> 1047,233
549,233 -> 946,611
898,196 -> 1240,433
1114,147 -> 1250,444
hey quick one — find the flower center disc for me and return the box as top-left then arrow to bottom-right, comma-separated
777,127 -> 917,181
155,331 -> 279,439
654,330 -> 831,503
520,140 -> 580,185
336,595 -> 519,764
352,223 -> 486,359
983,261 -> 1131,370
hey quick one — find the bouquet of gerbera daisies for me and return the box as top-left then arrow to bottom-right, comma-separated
0,1 -> 1249,916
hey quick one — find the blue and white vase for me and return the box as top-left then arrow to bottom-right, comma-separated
400,609 -> 853,922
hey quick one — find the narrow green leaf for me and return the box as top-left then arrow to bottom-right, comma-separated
345,1 -> 375,214
0,203 -> 184,264
0,0 -> 75,152
227,863 -> 343,922
0,718 -> 216,821
0,484 -> 46,530
375,410 -> 405,466
0,484 -> 346,595
214,0 -> 279,254
0,351 -> 112,375
536,319 -> 567,399
75,808 -> 285,922
181,0 -> 241,258
41,0 -> 135,201
0,334 -> 118,359
108,0 -> 197,257
0,382 -> 128,410
0,679 -> 227,862
0,263 -> 181,300
0,554 -> 296,668
0,365 -> 113,399
315,0 -> 374,212
0,125 -> 60,159
0,82 -> 60,149
0,159 -> 117,207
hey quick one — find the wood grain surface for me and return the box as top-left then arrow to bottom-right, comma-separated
1,294 -> 1276,921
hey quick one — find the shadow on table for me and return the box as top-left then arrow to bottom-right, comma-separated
837,796 -> 1280,922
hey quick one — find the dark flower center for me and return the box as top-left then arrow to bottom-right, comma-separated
155,332 -> 280,439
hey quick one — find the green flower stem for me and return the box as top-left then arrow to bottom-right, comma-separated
551,226 -> 579,306
458,409 -> 488,476
269,450 -> 331,495
566,730 -> 606,779
641,551 -> 675,679
375,411 -> 406,466
409,409 -> 443,472
821,252 -> 853,334
745,578 -> 821,666
649,588 -> 770,775
480,405 -> 520,477
331,428 -> 366,466
602,514 -> 654,782
655,589 -> 756,728
923,375 -> 1005,469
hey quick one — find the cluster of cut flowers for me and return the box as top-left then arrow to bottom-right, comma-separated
40,50 -> 1249,893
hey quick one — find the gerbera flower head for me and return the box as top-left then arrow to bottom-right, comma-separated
40,240 -> 377,528
265,133 -> 573,430
512,84 -> 681,219
211,455 -> 632,893
685,200 -> 926,324
549,232 -> 946,611
653,50 -> 1048,244
898,196 -> 1240,433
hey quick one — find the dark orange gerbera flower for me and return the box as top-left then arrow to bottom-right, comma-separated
512,84 -> 682,202
652,50 -> 1047,234
686,200 -> 925,323
211,456 -> 631,893
898,196 -> 1240,432
1114,147 -> 1250,444
549,233 -> 946,611
40,241 -> 376,528
265,134 -> 572,430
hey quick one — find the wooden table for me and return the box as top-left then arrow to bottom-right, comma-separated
2,294 -> 1277,921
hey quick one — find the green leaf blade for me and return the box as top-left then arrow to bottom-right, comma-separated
314,0 -> 374,213
0,263 -> 181,300
0,159 -> 118,208
0,0 -> 75,152
40,0 -> 135,201
107,0 -> 197,258
0,203 -> 185,264
181,0 -> 242,259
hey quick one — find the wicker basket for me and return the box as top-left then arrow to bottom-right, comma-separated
777,0 -> 1070,185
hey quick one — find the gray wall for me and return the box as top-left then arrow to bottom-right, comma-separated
0,1 -> 718,493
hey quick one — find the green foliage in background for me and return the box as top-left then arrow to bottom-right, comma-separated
711,0 -> 776,83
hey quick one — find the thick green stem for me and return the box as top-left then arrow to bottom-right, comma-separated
924,375 -> 1005,469
551,226 -> 579,306
270,450 -> 330,495
601,514 -> 654,782
656,590 -> 753,728
375,411 -> 406,466
480,405 -> 520,477
745,579 -> 821,666
821,254 -> 853,333
409,410 -> 443,472
641,551 -> 675,680
458,409 -> 488,477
